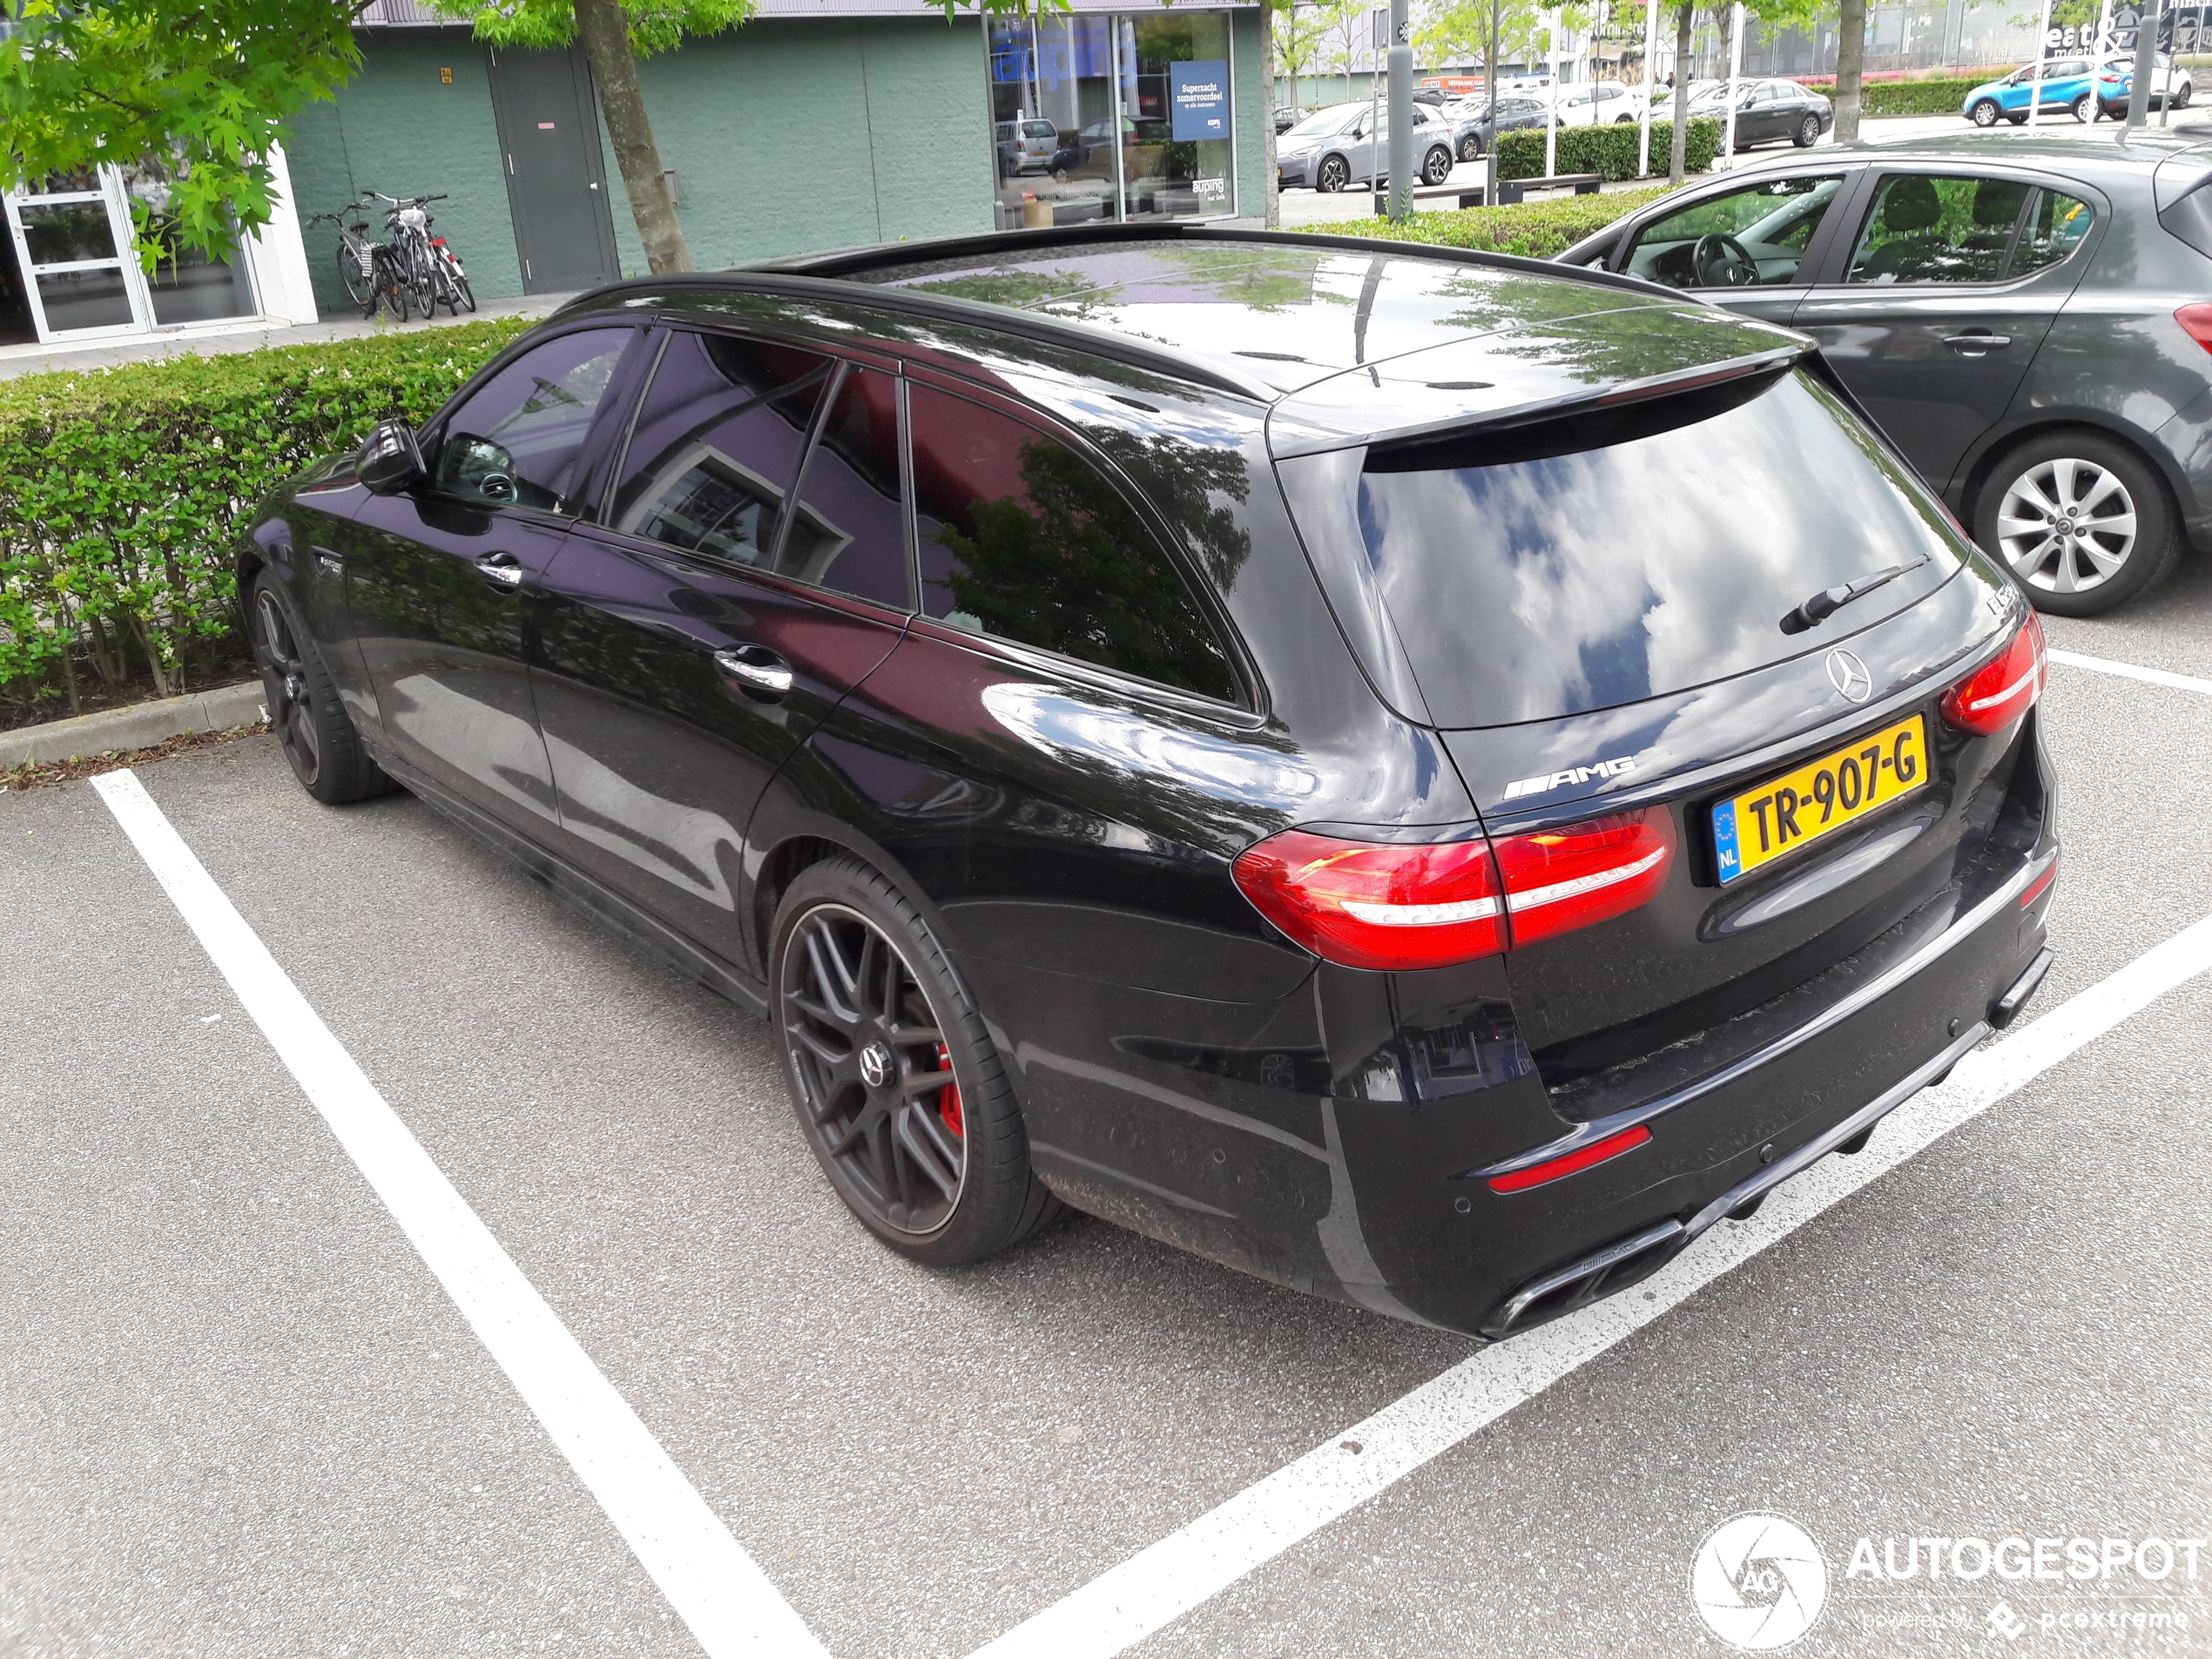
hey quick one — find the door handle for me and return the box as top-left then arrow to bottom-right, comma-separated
476,551 -> 525,590
1943,332 -> 2013,353
714,645 -> 794,698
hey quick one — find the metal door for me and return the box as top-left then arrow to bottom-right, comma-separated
1,166 -> 152,341
485,44 -> 622,295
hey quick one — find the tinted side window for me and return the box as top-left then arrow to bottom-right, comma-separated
907,385 -> 1237,702
778,366 -> 913,610
610,331 -> 833,567
435,327 -> 634,512
1844,173 -> 2029,285
2011,188 -> 2093,275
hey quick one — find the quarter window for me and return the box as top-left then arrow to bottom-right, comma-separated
610,330 -> 833,567
1845,173 -> 2032,285
435,327 -> 636,511
2010,188 -> 2094,275
907,385 -> 1237,702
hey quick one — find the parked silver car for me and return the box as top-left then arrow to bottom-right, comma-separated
1275,100 -> 1457,192
995,119 -> 1059,178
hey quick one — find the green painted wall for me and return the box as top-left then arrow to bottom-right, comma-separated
284,30 -> 523,315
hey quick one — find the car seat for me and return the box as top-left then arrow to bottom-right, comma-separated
1852,176 -> 1945,283
1957,179 -> 2029,277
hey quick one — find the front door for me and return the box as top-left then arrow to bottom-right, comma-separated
529,334 -> 914,975
2,166 -> 147,341
1612,169 -> 1858,328
1789,171 -> 2094,494
485,45 -> 622,295
342,325 -> 645,832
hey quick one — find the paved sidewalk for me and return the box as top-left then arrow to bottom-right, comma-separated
0,292 -> 570,381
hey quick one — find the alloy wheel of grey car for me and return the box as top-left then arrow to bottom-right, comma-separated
1796,114 -> 1821,146
1422,145 -> 1453,185
1460,134 -> 1480,161
1979,435 -> 2178,617
1318,153 -> 1350,192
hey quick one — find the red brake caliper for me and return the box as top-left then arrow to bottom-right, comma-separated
935,1043 -> 963,1136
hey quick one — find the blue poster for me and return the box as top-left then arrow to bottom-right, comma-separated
1170,61 -> 1230,141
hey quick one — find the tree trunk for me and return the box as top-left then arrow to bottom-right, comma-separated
1834,0 -> 1866,143
1263,0 -> 1281,227
1669,2 -> 1694,184
572,0 -> 691,274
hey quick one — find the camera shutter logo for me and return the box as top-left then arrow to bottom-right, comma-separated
1690,1513 -> 1829,1650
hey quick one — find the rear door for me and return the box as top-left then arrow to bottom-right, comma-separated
1788,169 -> 2098,495
528,330 -> 914,975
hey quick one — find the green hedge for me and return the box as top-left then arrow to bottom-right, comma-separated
1863,74 -> 1986,114
0,319 -> 529,713
1494,118 -> 1723,182
1305,186 -> 1668,258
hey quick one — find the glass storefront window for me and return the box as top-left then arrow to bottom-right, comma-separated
986,10 -> 1235,230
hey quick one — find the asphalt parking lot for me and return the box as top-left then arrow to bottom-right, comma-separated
5,556 -> 2212,1658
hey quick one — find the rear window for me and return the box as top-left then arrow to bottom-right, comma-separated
1344,370 -> 1964,727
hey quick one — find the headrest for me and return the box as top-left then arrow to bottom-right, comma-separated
1973,179 -> 2029,226
1881,176 -> 1943,233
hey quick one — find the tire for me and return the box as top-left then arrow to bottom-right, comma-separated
1316,153 -> 1350,192
1970,100 -> 2000,127
2072,92 -> 2093,124
1974,431 -> 2181,617
337,243 -> 373,315
2007,112 -> 2027,125
1421,145 -> 1453,185
451,269 -> 475,314
771,857 -> 1063,1268
375,254 -> 410,321
1459,135 -> 1480,161
249,573 -> 390,804
1795,113 -> 1821,146
2176,82 -> 2193,109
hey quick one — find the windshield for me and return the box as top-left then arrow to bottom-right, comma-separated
1284,105 -> 1363,140
1336,371 -> 1964,727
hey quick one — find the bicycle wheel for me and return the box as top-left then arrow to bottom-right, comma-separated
376,253 -> 411,321
338,243 -> 374,316
407,241 -> 437,317
448,261 -> 475,314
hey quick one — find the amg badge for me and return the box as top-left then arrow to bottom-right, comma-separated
1502,756 -> 1638,799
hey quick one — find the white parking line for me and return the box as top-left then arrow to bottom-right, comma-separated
2048,647 -> 2212,698
970,914 -> 2212,1659
91,770 -> 828,1659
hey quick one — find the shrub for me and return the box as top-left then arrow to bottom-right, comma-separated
0,319 -> 529,713
1303,185 -> 1670,258
1494,117 -> 1723,181
1864,74 -> 1993,114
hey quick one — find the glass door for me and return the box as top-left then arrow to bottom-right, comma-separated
2,165 -> 151,341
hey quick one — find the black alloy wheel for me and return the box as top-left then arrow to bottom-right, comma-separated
250,575 -> 388,803
1796,113 -> 1821,145
1317,153 -> 1350,192
772,859 -> 1062,1266
1422,145 -> 1453,185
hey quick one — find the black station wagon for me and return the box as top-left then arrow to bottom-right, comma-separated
242,225 -> 2059,1339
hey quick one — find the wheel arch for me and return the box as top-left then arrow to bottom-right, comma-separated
1954,413 -> 2194,532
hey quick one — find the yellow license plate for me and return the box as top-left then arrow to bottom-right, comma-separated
1713,715 -> 1928,884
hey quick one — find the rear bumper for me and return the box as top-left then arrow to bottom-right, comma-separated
1347,842 -> 2056,1339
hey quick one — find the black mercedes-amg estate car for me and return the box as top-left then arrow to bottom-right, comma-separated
242,226 -> 2059,1339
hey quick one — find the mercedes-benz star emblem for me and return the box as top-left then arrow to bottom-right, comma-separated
859,1042 -> 893,1089
1825,647 -> 1873,705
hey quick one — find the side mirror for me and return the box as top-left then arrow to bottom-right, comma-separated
356,419 -> 424,495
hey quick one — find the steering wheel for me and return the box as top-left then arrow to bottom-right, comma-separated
1690,232 -> 1760,288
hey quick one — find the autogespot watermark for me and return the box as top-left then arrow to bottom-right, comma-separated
1690,1515 -> 2209,1649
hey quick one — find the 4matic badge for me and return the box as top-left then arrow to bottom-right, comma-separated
1502,755 -> 1637,800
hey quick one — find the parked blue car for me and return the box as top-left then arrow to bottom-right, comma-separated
1963,56 -> 2102,126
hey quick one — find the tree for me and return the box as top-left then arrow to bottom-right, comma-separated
1833,0 -> 1866,139
1668,0 -> 1694,180
0,0 -> 363,270
1278,1 -> 1332,108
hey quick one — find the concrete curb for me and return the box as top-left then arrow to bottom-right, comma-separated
0,679 -> 266,767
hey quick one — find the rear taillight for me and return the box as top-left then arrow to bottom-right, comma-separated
2177,304 -> 2212,357
1940,613 -> 2047,737
1232,808 -> 1674,971
1487,1124 -> 1652,1194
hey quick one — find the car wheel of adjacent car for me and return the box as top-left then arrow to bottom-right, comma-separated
249,572 -> 389,804
771,857 -> 1062,1268
2071,92 -> 2094,123
1421,145 -> 1453,185
2007,112 -> 2028,124
1459,135 -> 1480,161
1976,433 -> 2180,617
2175,82 -> 2194,108
1970,99 -> 2001,127
1317,153 -> 1350,192
1794,113 -> 1821,145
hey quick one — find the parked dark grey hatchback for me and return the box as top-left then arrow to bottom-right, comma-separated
1560,130 -> 2212,615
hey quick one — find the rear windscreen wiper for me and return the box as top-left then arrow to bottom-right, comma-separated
1779,558 -> 1927,635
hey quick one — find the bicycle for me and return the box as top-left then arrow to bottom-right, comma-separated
308,200 -> 411,321
373,192 -> 475,318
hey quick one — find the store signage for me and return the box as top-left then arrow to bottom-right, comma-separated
1170,60 -> 1230,140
